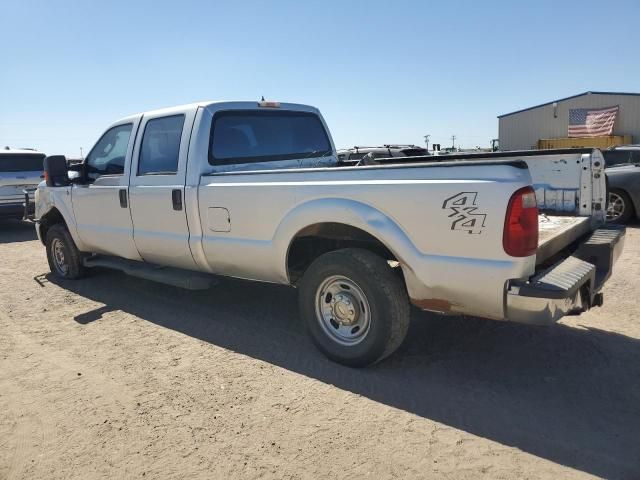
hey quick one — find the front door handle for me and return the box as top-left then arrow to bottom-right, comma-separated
172,189 -> 183,211
119,189 -> 128,208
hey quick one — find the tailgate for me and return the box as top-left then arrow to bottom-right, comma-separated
526,150 -> 607,264
0,171 -> 42,205
494,149 -> 607,221
536,215 -> 592,265
0,153 -> 45,205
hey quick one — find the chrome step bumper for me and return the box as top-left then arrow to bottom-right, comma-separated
506,226 -> 625,325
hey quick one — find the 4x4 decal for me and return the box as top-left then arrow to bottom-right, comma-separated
442,192 -> 486,234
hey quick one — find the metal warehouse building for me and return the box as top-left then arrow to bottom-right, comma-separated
498,91 -> 640,151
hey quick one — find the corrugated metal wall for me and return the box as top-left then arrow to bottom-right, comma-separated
499,93 -> 640,150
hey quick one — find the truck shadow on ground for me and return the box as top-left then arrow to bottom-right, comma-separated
0,219 -> 37,244
49,269 -> 640,480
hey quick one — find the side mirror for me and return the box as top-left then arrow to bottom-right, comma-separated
43,155 -> 69,187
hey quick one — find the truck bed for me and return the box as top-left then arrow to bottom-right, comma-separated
537,215 -> 591,265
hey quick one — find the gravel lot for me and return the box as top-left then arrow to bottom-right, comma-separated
1,219 -> 639,480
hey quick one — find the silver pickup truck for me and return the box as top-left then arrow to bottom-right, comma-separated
33,101 -> 625,366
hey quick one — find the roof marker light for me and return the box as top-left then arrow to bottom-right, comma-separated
258,100 -> 280,108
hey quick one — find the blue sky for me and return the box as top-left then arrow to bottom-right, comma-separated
1,0 -> 639,157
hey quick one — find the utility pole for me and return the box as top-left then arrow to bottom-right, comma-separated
424,134 -> 431,151
451,135 -> 456,150
80,147 -> 83,159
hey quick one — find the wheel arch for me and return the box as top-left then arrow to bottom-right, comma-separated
286,222 -> 399,284
38,207 -> 67,245
275,198 -> 419,285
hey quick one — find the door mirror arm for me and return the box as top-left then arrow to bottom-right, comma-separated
69,161 -> 91,184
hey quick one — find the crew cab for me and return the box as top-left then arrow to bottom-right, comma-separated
33,101 -> 625,366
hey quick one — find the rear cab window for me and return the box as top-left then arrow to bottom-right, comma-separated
138,115 -> 185,175
209,110 -> 332,165
0,153 -> 45,172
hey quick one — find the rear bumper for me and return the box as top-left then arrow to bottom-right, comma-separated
506,226 -> 625,325
0,203 -> 32,219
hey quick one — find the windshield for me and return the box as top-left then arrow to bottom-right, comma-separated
603,149 -> 640,167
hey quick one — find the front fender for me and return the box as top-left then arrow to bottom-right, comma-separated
36,185 -> 85,250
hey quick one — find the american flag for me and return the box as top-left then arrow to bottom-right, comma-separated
568,105 -> 619,137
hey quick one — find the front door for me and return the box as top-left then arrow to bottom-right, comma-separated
72,121 -> 142,260
128,110 -> 196,269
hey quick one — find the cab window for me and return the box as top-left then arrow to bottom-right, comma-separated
138,115 -> 185,175
209,110 -> 331,165
85,124 -> 133,180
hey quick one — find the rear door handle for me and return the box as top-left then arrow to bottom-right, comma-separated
118,189 -> 128,208
172,189 -> 183,211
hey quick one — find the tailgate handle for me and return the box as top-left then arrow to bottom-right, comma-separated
172,189 -> 183,211
118,189 -> 128,208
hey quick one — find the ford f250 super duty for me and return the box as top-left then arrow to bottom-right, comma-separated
32,100 -> 625,366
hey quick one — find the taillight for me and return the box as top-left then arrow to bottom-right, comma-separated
503,186 -> 538,257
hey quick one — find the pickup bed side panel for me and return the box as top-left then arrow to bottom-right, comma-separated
196,163 -> 534,320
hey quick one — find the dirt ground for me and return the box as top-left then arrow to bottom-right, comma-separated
0,220 -> 638,480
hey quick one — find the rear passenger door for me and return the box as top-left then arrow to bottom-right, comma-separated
129,109 -> 197,269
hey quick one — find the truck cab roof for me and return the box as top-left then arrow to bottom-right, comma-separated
1,148 -> 44,155
114,101 -> 321,125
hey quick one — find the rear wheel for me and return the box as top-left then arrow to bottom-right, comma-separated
45,224 -> 85,279
298,248 -> 410,367
607,189 -> 634,224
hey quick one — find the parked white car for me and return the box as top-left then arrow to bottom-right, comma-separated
33,101 -> 624,366
0,148 -> 44,220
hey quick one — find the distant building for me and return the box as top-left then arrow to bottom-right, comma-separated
498,91 -> 640,150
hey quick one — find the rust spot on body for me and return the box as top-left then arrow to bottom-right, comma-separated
411,298 -> 453,313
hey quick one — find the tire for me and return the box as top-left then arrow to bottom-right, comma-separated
298,248 -> 410,367
45,224 -> 85,279
607,189 -> 634,224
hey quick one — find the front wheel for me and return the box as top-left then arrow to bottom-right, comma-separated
45,224 -> 85,279
298,248 -> 410,367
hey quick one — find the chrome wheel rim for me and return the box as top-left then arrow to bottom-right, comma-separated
51,238 -> 69,276
606,192 -> 625,222
315,275 -> 371,346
